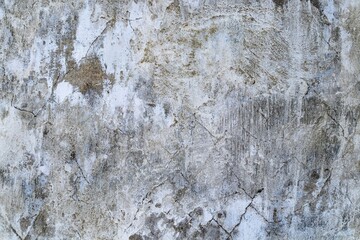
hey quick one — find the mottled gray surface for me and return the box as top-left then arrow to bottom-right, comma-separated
0,0 -> 359,239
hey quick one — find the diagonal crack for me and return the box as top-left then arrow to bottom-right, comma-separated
322,103 -> 347,139
85,18 -> 116,57
230,188 -> 264,235
10,225 -> 23,240
326,111 -> 345,136
211,217 -> 232,239
295,169 -> 332,214
74,158 -> 89,184
13,106 -> 37,117
241,126 -> 258,140
193,114 -> 222,144
250,205 -> 272,224
126,208 -> 140,231
126,179 -> 168,230
313,170 -> 332,200
232,172 -> 252,199
141,179 -> 168,204
13,102 -> 47,119
70,149 -> 90,184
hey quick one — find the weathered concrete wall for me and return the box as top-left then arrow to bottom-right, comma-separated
0,0 -> 359,239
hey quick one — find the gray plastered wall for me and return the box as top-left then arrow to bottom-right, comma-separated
0,0 -> 359,239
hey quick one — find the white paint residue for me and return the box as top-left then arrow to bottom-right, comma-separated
249,145 -> 257,157
101,20 -> 133,77
55,81 -> 74,103
133,96 -> 145,121
323,0 -> 335,23
6,35 -> 57,79
182,0 -> 202,12
106,83 -> 130,114
83,152 -> 96,179
73,3 -> 108,62
223,198 -> 251,230
5,58 -> 25,78
38,165 -> 50,176
153,104 -> 168,126
0,8 -> 4,20
237,208 -> 266,239
0,110 -> 37,167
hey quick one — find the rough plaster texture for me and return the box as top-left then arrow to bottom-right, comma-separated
0,0 -> 360,239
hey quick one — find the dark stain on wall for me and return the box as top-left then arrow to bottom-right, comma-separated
273,0 -> 288,8
65,57 -> 115,94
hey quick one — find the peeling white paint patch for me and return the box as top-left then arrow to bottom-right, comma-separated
101,20 -> 133,78
73,3 -> 108,63
55,81 -> 74,103
0,110 -> 37,167
105,83 -> 130,114
38,165 -> 50,176
0,8 -> 4,20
